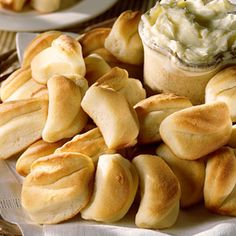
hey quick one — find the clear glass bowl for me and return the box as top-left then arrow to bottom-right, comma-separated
139,16 -> 236,105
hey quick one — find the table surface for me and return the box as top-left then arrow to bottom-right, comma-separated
0,0 -> 156,235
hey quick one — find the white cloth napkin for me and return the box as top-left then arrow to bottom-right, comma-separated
1,158 -> 236,236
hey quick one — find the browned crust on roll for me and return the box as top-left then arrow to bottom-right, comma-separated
55,128 -> 115,163
132,154 -> 180,229
16,139 -> 67,176
159,101 -> 232,160
21,152 -> 94,224
0,98 -> 48,126
104,10 -> 143,65
79,28 -> 111,57
134,93 -> 192,114
22,31 -> 62,68
1,67 -> 31,101
204,146 -> 236,216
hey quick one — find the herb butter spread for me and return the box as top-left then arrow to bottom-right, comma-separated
141,0 -> 236,64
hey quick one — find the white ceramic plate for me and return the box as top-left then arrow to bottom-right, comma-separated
12,31 -> 236,236
0,0 -> 118,32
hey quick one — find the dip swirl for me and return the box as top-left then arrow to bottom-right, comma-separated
141,0 -> 236,65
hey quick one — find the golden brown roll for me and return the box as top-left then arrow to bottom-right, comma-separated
159,101 -> 232,160
21,152 -> 94,224
81,85 -> 139,149
156,143 -> 205,208
95,67 -> 146,106
84,53 -> 111,86
22,31 -> 62,68
134,93 -> 192,144
16,139 -> 66,177
1,67 -> 46,102
81,153 -> 138,222
105,11 -> 143,65
132,154 -> 180,229
79,27 -> 111,57
55,128 -> 115,163
42,75 -> 88,143
205,66 -> 236,122
0,98 -> 48,159
228,124 -> 236,148
204,147 -> 236,216
30,0 -> 61,13
31,35 -> 86,84
0,0 -> 26,11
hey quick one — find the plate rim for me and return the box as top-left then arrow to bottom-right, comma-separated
0,0 -> 118,32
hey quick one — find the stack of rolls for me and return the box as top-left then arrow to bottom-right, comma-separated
1,9 -> 236,231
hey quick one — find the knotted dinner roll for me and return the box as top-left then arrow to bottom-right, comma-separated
160,102 -> 232,160
205,66 -> 236,122
21,152 -> 94,224
134,93 -> 192,144
95,67 -> 146,106
132,154 -> 180,229
16,139 -> 66,177
0,98 -> 48,159
31,35 -> 86,84
31,0 -> 61,13
42,74 -> 88,143
55,128 -> 115,163
0,0 -> 26,11
156,143 -> 205,208
104,10 -> 143,65
81,85 -> 139,149
1,67 -> 46,102
22,31 -> 62,68
79,28 -> 111,57
81,153 -> 138,222
204,147 -> 236,216
84,53 -> 111,86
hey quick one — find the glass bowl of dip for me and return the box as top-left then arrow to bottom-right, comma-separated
139,0 -> 236,104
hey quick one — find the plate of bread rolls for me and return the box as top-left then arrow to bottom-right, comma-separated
1,4 -> 236,236
0,0 -> 118,31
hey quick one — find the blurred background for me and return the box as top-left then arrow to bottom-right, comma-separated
0,0 -> 157,54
